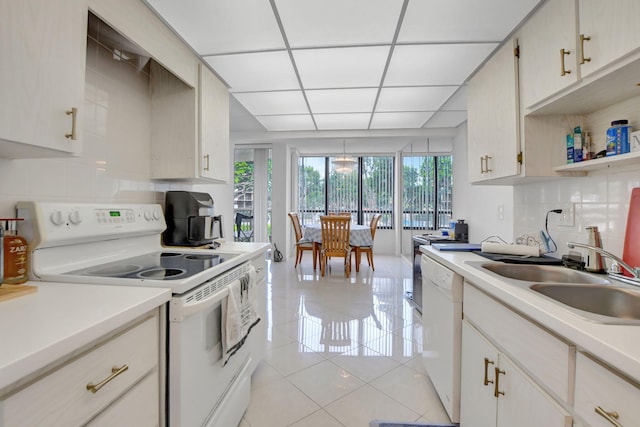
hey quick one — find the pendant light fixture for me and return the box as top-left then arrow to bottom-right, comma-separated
332,140 -> 356,174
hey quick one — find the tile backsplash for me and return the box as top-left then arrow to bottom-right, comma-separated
0,37 -> 176,218
514,166 -> 640,259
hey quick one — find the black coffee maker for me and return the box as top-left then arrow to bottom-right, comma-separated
163,191 -> 222,247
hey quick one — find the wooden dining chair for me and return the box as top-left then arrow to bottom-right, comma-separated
288,212 -> 316,268
319,215 -> 352,277
355,213 -> 382,272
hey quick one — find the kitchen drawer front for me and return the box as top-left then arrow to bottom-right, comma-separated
464,283 -> 572,403
2,312 -> 159,427
88,370 -> 159,427
574,352 -> 640,427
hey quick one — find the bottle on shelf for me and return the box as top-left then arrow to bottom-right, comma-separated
2,218 -> 28,284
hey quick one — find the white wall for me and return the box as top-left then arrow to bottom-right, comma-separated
514,167 -> 640,259
452,123 -> 515,244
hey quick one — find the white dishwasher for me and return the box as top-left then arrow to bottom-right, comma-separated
421,255 -> 463,423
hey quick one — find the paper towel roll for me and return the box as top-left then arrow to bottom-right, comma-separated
481,242 -> 540,257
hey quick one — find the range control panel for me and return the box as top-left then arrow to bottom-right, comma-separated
16,201 -> 165,249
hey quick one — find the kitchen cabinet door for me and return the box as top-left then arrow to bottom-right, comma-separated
467,38 -> 520,183
199,64 -> 230,183
460,321 -> 572,427
519,0 -> 578,109
150,62 -> 230,182
460,321 -> 499,427
496,355 -> 572,427
0,0 -> 86,158
578,0 -> 640,79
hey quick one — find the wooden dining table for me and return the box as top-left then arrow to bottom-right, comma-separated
302,224 -> 373,271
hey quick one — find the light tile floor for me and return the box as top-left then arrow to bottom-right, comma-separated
239,254 -> 452,427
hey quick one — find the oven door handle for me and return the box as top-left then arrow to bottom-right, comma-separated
171,287 -> 228,321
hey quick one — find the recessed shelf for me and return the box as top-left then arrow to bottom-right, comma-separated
554,150 -> 640,174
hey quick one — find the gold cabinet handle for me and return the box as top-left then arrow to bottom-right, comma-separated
580,34 -> 591,64
203,154 -> 210,171
494,367 -> 505,397
560,49 -> 571,76
480,156 -> 486,174
65,107 -> 78,140
483,357 -> 495,385
86,364 -> 129,394
595,406 -> 623,427
485,155 -> 492,173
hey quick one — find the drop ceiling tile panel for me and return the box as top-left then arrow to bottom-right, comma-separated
423,111 -> 467,128
441,86 -> 468,111
306,88 -> 378,114
398,0 -> 542,43
275,0 -> 403,48
376,86 -> 457,112
293,46 -> 390,89
314,113 -> 372,130
370,112 -> 434,129
256,114 -> 316,131
204,51 -> 299,92
233,91 -> 308,116
385,44 -> 497,86
146,0 -> 285,54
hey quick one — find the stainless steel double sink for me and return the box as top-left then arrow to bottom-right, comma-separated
468,262 -> 640,325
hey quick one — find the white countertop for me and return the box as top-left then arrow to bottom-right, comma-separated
0,282 -> 171,395
421,246 -> 640,384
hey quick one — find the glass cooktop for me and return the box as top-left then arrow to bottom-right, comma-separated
66,251 -> 238,280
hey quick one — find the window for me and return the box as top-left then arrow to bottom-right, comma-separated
298,156 -> 394,227
402,155 -> 453,230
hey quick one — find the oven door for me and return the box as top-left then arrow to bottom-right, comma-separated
168,272 -> 253,427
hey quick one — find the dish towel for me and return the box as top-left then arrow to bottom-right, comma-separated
222,266 -> 260,366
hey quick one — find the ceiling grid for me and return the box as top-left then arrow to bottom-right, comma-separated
144,0 -> 542,132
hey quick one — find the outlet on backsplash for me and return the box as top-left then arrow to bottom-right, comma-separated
557,203 -> 575,227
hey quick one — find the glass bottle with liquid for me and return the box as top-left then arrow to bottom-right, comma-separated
3,219 -> 28,284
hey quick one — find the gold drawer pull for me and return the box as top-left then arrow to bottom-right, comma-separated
595,406 -> 623,427
483,357 -> 494,385
203,154 -> 210,171
494,367 -> 505,397
65,107 -> 78,140
86,364 -> 129,394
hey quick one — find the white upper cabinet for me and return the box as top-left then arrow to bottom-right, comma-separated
519,0 -> 578,109
467,39 -> 520,183
578,0 -> 640,79
150,62 -> 230,183
199,64 -> 230,183
0,0 -> 87,158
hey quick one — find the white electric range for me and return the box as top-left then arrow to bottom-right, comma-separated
17,201 -> 265,427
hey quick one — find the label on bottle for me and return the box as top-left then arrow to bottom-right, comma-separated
4,236 -> 28,284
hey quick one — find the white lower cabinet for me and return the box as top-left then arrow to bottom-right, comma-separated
461,321 -> 572,427
0,311 -> 161,427
460,282 -> 573,427
574,352 -> 640,427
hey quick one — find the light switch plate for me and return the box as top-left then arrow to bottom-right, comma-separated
557,203 -> 575,227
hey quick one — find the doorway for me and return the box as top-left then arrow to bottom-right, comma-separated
233,147 -> 272,243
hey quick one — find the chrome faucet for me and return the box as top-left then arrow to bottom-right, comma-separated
566,242 -> 640,282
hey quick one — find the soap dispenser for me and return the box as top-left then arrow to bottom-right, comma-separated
2,218 -> 28,284
585,226 -> 605,273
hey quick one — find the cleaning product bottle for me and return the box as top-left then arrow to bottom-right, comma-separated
2,219 -> 28,284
